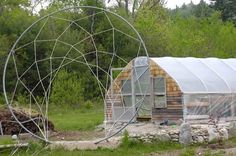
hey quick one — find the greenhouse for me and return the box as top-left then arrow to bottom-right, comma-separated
105,57 -> 236,124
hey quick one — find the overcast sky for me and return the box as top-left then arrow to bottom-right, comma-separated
35,0 -> 211,12
165,0 -> 210,9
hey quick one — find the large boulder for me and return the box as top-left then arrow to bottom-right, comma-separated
208,127 -> 219,142
219,127 -> 228,140
156,133 -> 171,141
179,123 -> 192,145
228,121 -> 236,138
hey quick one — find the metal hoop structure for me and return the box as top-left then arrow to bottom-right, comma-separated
3,6 -> 149,143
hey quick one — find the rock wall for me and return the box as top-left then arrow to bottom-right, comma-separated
124,122 -> 232,145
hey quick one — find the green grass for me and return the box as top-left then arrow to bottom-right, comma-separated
1,140 -> 183,156
0,136 -> 14,145
180,148 -> 196,156
3,134 -> 236,156
46,141 -> 182,156
48,106 -> 104,131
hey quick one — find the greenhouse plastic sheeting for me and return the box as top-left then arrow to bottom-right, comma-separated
150,57 -> 236,93
183,94 -> 235,119
133,57 -> 151,117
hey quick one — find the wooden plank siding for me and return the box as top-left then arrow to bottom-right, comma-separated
110,62 -> 132,95
149,60 -> 183,121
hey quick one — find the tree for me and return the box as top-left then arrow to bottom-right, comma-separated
170,0 -> 214,18
50,69 -> 84,108
134,2 -> 171,56
194,0 -> 213,17
211,0 -> 236,25
0,0 -> 35,93
1,0 -> 236,107
168,12 -> 236,57
0,0 -> 30,15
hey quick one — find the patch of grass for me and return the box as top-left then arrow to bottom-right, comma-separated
4,137 -> 236,156
0,136 -> 14,145
180,147 -> 196,156
0,130 -> 183,155
119,130 -> 183,153
1,140 -> 183,156
48,106 -> 104,131
0,141 -> 46,156
0,94 -> 5,105
203,149 -> 225,156
224,136 -> 236,147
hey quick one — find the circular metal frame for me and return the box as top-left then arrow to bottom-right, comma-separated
3,6 -> 148,143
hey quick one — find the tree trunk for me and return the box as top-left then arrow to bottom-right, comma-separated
125,0 -> 129,15
132,0 -> 137,18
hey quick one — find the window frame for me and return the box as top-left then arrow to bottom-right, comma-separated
152,76 -> 167,108
121,79 -> 132,96
121,79 -> 132,106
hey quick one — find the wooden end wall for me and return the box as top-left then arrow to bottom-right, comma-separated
149,60 -> 183,121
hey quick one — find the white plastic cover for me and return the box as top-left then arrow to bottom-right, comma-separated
150,57 -> 236,93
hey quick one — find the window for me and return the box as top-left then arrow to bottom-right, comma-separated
121,79 -> 131,94
121,79 -> 132,106
153,77 -> 165,93
134,66 -> 150,94
153,77 -> 167,108
154,95 -> 166,108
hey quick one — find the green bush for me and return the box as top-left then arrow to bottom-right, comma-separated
0,94 -> 5,105
121,130 -> 130,147
120,130 -> 139,148
17,93 -> 28,105
50,69 -> 84,108
84,100 -> 94,110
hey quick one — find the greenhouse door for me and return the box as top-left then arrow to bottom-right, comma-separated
133,62 -> 152,119
152,77 -> 167,109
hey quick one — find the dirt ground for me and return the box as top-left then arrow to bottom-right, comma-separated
49,130 -> 105,141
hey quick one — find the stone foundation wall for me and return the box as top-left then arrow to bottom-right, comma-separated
124,122 -> 233,145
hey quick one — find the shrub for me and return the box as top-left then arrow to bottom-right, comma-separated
0,93 -> 5,105
17,93 -> 28,105
50,69 -> 84,108
122,130 -> 130,147
120,130 -> 139,148
84,100 -> 94,110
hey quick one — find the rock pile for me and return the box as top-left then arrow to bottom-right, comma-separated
191,125 -> 208,143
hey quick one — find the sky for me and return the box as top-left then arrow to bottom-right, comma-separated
34,0 -> 211,12
165,0 -> 210,9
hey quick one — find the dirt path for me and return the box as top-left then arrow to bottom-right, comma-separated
48,136 -> 121,150
49,130 -> 105,141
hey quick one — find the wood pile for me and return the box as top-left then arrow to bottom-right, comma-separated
0,108 -> 54,135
